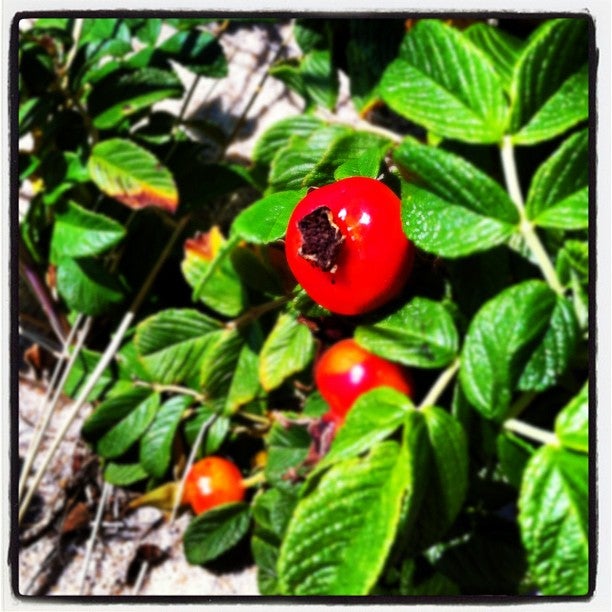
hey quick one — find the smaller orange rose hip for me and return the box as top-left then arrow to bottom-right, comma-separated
183,456 -> 245,515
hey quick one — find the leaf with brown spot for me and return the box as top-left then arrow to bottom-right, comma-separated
88,138 -> 179,214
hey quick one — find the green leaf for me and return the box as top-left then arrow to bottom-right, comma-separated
90,68 -> 183,130
199,328 -> 244,399
134,309 -> 223,386
396,137 -> 518,223
97,394 -> 159,459
83,389 -> 160,458
307,131 -> 391,186
104,461 -> 149,486
258,313 -> 315,391
264,422 -> 311,489
182,230 -> 246,317
303,391 -> 328,418
56,256 -> 124,316
556,240 -> 588,286
381,20 -> 507,143
395,138 -> 518,257
509,19 -> 588,143
526,129 -> 588,229
518,295 -> 579,392
320,388 -> 413,469
464,23 -> 524,92
252,487 -> 297,542
277,441 -> 410,595
251,486 -> 300,595
401,183 -> 516,258
268,125 -> 351,191
253,115 -> 324,164
518,445 -> 588,595
231,190 -> 305,244
183,404 -> 230,457
497,431 -> 535,489
294,19 -> 328,52
334,148 -> 383,180
139,395 -> 191,478
125,18 -> 162,45
83,387 -> 151,436
355,297 -> 459,368
513,65 -> 588,145
79,18 -> 127,46
63,347 -> 133,402
460,280 -> 558,420
301,50 -> 339,110
50,200 -> 125,262
19,96 -> 56,136
251,536 -> 281,595
158,30 -> 227,77
88,138 -> 179,214
398,406 -> 469,555
184,503 -> 251,565
269,60 -> 307,100
226,324 -> 263,413
555,384 -> 588,453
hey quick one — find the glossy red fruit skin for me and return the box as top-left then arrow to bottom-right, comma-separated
315,338 -> 414,425
183,456 -> 245,515
285,177 -> 414,315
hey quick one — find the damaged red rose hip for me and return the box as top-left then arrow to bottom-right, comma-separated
285,177 -> 414,315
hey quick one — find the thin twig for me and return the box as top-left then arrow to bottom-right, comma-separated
78,480 -> 113,595
19,253 -> 67,344
62,18 -> 84,79
504,418 -> 557,446
417,359 -> 461,409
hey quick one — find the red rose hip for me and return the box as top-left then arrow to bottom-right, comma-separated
183,456 -> 245,515
315,338 -> 414,425
285,177 -> 414,315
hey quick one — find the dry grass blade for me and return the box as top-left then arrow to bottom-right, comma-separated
78,480 -> 112,595
19,314 -> 91,500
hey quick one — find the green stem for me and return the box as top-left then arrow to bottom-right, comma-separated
316,108 -> 403,144
506,391 -> 537,420
500,137 -> 564,296
242,471 -> 266,489
417,359 -> 460,409
226,295 -> 290,331
134,380 -> 206,403
504,418 -> 557,446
